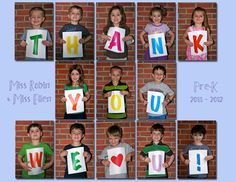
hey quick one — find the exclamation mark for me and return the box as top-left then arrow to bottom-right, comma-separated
197,153 -> 201,172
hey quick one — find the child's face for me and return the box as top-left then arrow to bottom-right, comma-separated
110,69 -> 122,85
68,8 -> 82,23
108,134 -> 121,147
28,127 -> 42,141
110,9 -> 122,26
151,130 -> 163,144
192,133 -> 204,144
29,10 -> 45,28
152,69 -> 165,83
70,69 -> 80,84
193,11 -> 204,25
151,11 -> 162,25
70,128 -> 84,143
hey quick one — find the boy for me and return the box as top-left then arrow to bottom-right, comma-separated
103,66 -> 131,119
59,5 -> 92,59
139,64 -> 174,119
17,123 -> 54,179
60,123 -> 92,178
20,7 -> 52,60
179,124 -> 214,178
98,124 -> 134,178
140,123 -> 174,178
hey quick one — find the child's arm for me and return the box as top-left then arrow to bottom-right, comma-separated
163,94 -> 175,107
103,91 -> 112,98
123,35 -> 134,45
139,90 -> 147,105
204,28 -> 214,46
125,151 -> 134,162
82,91 -> 91,102
180,151 -> 189,166
20,40 -> 27,47
99,33 -> 111,43
79,35 -> 92,44
163,154 -> 175,168
61,96 -> 67,103
166,30 -> 175,48
205,155 -> 214,161
59,150 -> 68,163
100,159 -> 110,167
183,29 -> 193,47
43,155 -> 54,170
17,155 -> 32,171
120,90 -> 131,97
42,40 -> 53,46
84,151 -> 92,163
140,30 -> 149,48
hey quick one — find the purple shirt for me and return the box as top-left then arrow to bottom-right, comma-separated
144,23 -> 170,35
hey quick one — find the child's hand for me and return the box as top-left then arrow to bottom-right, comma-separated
59,38 -> 66,44
79,38 -> 85,44
101,34 -> 111,41
82,96 -> 89,102
186,40 -> 193,47
144,157 -> 151,163
43,162 -> 51,170
162,100 -> 169,107
144,42 -> 149,48
60,150 -> 68,158
21,162 -> 32,171
83,151 -> 91,158
122,35 -> 133,42
20,40 -> 27,47
204,155 -> 212,161
166,42 -> 173,48
42,40 -> 52,46
120,90 -> 129,96
61,96 -> 67,103
204,41 -> 213,46
104,92 -> 112,98
184,159 -> 190,166
125,153 -> 132,162
101,159 -> 110,167
141,99 -> 148,106
162,162 -> 170,168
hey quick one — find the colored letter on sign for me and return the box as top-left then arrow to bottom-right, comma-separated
108,147 -> 127,175
67,147 -> 86,174
188,30 -> 207,56
26,147 -> 44,175
104,27 -> 125,53
148,151 -> 165,175
146,91 -> 165,115
65,89 -> 84,114
26,29 -> 47,59
63,31 -> 83,58
189,150 -> 208,175
108,91 -> 125,113
148,33 -> 167,58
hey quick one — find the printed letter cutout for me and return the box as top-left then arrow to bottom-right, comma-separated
148,33 -> 167,58
108,91 -> 125,114
189,150 -> 208,175
148,151 -> 165,175
63,31 -> 83,58
107,147 -> 127,175
188,30 -> 207,56
26,29 -> 47,59
65,89 -> 84,114
104,27 -> 125,53
26,147 -> 44,175
67,147 -> 86,174
146,91 -> 165,115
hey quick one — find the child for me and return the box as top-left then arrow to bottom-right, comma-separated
59,5 -> 92,60
61,64 -> 90,119
60,123 -> 92,178
99,5 -> 134,60
140,6 -> 175,61
17,123 -> 53,179
183,7 -> 214,60
179,124 -> 214,178
20,7 -> 52,60
139,64 -> 174,119
98,124 -> 134,178
103,66 -> 130,119
140,123 -> 174,178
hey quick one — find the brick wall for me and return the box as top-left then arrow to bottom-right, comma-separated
96,121 -> 135,178
96,3 -> 135,60
56,61 -> 94,119
55,2 -> 94,60
138,61 -> 176,119
137,120 -> 176,178
15,3 -> 54,60
178,3 -> 217,61
55,120 -> 94,178
15,120 -> 54,178
96,61 -> 135,119
178,120 -> 217,178
137,3 -> 176,61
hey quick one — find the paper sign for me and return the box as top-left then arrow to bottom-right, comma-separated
26,29 -> 47,59
188,30 -> 207,56
148,151 -> 165,175
107,147 -> 127,175
63,31 -> 83,58
65,89 -> 84,114
108,91 -> 125,113
148,33 -> 167,58
67,147 -> 86,174
104,27 -> 125,53
26,147 -> 44,175
189,150 -> 208,175
146,91 -> 165,115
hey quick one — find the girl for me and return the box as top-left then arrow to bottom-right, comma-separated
140,6 -> 175,61
183,7 -> 214,60
99,5 -> 134,60
61,64 -> 90,119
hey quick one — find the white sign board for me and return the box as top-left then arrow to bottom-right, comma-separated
65,89 -> 84,114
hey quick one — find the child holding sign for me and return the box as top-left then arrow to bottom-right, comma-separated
59,5 -> 92,60
140,123 -> 174,178
61,64 -> 91,119
20,7 -> 52,60
103,66 -> 130,119
99,5 -> 134,60
183,7 -> 213,60
179,124 -> 214,178
60,123 -> 92,178
139,64 -> 174,119
140,6 -> 175,61
98,124 -> 134,178
17,123 -> 53,179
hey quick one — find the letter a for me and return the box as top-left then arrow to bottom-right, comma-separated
108,31 -> 122,51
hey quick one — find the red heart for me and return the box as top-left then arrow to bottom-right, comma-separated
111,154 -> 123,167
